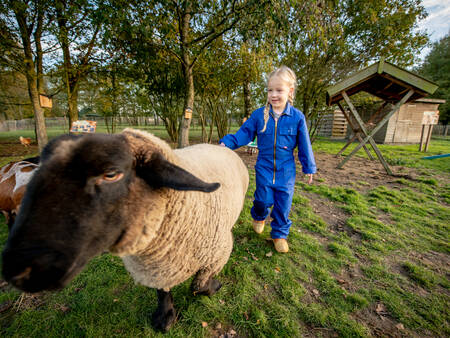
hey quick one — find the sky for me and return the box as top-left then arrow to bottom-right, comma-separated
417,0 -> 450,61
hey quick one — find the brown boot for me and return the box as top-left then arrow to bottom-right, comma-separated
252,220 -> 265,234
273,238 -> 289,253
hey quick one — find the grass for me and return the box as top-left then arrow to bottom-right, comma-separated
0,128 -> 449,337
314,137 -> 450,173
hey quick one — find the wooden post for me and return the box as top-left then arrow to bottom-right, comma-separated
336,101 -> 374,160
339,91 -> 394,175
419,125 -> 425,151
337,89 -> 414,175
424,125 -> 433,152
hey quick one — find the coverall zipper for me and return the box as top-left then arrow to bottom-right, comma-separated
273,117 -> 278,184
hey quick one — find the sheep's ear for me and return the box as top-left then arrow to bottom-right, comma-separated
136,152 -> 220,192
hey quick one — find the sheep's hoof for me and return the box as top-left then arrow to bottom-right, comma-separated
152,307 -> 177,332
193,278 -> 222,296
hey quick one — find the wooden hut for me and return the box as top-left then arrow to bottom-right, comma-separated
325,58 -> 439,175
373,98 -> 445,144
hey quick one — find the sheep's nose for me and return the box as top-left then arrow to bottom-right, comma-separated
8,266 -> 32,288
2,247 -> 69,293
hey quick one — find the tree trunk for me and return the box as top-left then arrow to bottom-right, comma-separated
34,4 -> 49,149
178,1 -> 193,148
14,6 -> 48,152
56,0 -> 79,128
243,78 -> 252,120
67,88 -> 79,128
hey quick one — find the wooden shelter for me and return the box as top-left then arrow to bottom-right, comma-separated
326,58 -> 438,175
373,98 -> 445,144
316,110 -> 348,139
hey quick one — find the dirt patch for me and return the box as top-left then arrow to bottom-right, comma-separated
353,303 -> 419,338
0,141 -> 37,161
303,192 -> 351,234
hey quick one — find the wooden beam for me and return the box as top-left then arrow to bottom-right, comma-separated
339,91 -> 386,170
383,81 -> 393,91
337,89 -> 415,175
424,125 -> 434,152
336,99 -> 374,160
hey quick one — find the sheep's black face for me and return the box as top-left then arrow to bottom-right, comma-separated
2,134 -> 134,292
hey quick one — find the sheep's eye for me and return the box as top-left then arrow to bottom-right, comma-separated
102,172 -> 124,182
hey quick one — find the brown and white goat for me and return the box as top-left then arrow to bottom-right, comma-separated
0,159 -> 39,230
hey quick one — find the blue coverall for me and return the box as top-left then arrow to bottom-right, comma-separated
220,103 -> 316,239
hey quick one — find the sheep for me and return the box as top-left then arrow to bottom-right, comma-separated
2,128 -> 249,331
0,159 -> 39,230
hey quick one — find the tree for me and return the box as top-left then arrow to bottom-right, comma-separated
51,0 -> 105,128
112,0 -> 267,147
418,33 -> 450,124
275,0 -> 428,140
0,0 -> 49,150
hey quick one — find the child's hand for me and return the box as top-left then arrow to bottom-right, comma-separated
306,174 -> 313,184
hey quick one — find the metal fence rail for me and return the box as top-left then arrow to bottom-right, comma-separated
0,116 -> 157,132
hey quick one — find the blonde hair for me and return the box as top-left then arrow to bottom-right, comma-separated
260,66 -> 297,133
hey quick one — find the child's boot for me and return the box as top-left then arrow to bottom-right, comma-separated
252,220 -> 265,234
273,238 -> 289,253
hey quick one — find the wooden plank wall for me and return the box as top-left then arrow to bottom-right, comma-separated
317,110 -> 348,139
331,110 -> 348,139
386,102 -> 440,143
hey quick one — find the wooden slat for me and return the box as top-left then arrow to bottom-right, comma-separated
338,89 -> 415,174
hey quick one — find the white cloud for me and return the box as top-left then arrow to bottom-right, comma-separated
416,0 -> 450,62
418,0 -> 450,40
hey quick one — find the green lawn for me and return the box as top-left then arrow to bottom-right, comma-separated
0,128 -> 449,337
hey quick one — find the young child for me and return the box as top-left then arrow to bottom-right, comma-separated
220,66 -> 316,253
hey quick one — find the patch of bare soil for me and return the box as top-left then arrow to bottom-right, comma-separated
0,140 -> 38,160
353,303 -> 419,338
237,149 -> 420,192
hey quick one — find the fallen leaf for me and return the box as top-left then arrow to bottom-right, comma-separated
274,267 -> 281,273
396,323 -> 404,330
337,278 -> 346,284
251,254 -> 258,261
229,329 -> 237,335
201,321 -> 208,328
242,256 -> 248,261
215,323 -> 222,329
58,305 -> 70,313
375,303 -> 387,315
113,298 -> 119,302
266,251 -> 273,257
0,281 -> 8,288
219,299 -> 225,305
312,289 -> 320,296
243,312 -> 249,320
256,319 -> 260,325
264,284 -> 268,290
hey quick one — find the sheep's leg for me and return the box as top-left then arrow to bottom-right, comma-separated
191,272 -> 222,296
152,289 -> 177,332
191,234 -> 233,296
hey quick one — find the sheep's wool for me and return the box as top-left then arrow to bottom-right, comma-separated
119,129 -> 249,291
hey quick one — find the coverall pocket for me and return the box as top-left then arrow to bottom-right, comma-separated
257,123 -> 274,148
278,127 -> 296,150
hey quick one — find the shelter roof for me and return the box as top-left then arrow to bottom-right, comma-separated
326,59 -> 439,106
